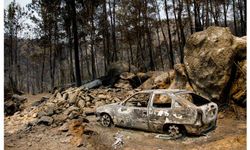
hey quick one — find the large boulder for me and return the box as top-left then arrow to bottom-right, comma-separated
184,26 -> 246,101
138,71 -> 165,89
4,94 -> 27,116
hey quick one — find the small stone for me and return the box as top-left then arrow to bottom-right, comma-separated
98,94 -> 106,99
86,102 -> 91,107
85,96 -> 91,102
76,138 -> 83,147
38,116 -> 54,126
68,111 -> 80,119
78,100 -> 85,109
56,92 -> 63,99
37,111 -> 47,118
27,142 -> 32,146
59,123 -> 69,132
53,114 -> 68,125
63,93 -> 69,100
32,113 -> 37,118
64,106 -> 79,115
52,124 -> 57,127
60,136 -> 72,143
86,144 -> 92,149
68,90 -> 80,104
45,108 -> 54,116
218,113 -> 225,119
66,104 -> 70,108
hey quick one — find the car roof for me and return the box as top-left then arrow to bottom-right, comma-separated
136,89 -> 195,94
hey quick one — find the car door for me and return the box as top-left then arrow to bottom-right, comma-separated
148,93 -> 173,132
116,93 -> 151,130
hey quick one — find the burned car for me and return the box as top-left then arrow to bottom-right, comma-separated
96,89 -> 218,137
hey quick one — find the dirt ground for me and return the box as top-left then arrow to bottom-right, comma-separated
4,94 -> 246,150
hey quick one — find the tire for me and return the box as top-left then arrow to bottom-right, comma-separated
101,113 -> 112,127
165,124 -> 186,139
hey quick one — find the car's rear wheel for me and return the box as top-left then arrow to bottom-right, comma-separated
101,113 -> 112,127
164,124 -> 186,139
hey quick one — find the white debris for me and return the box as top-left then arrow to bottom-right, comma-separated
112,132 -> 124,149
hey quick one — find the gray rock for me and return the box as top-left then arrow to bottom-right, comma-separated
98,94 -> 107,99
68,90 -> 80,104
86,102 -> 91,107
85,96 -> 91,102
78,100 -> 85,109
68,111 -> 80,119
53,114 -> 68,125
45,107 -> 54,116
56,92 -> 63,99
32,96 -> 49,107
63,93 -> 69,100
64,106 -> 79,115
38,116 -> 54,125
37,111 -> 47,118
59,122 -> 69,132
12,94 -> 27,101
44,103 -> 56,116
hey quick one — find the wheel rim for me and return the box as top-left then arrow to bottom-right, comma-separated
101,114 -> 111,127
168,125 -> 180,137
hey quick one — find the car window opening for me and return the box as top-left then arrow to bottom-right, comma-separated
125,93 -> 150,107
178,93 -> 210,106
153,94 -> 171,108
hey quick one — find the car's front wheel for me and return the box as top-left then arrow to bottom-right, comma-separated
101,113 -> 112,127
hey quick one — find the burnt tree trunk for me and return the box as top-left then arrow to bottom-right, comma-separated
164,0 -> 174,69
70,0 -> 82,86
232,0 -> 238,35
90,2 -> 97,79
41,46 -> 46,92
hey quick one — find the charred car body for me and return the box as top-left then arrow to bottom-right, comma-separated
96,89 -> 218,137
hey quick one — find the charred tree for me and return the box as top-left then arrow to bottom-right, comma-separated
69,0 -> 82,86
164,0 -> 174,69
